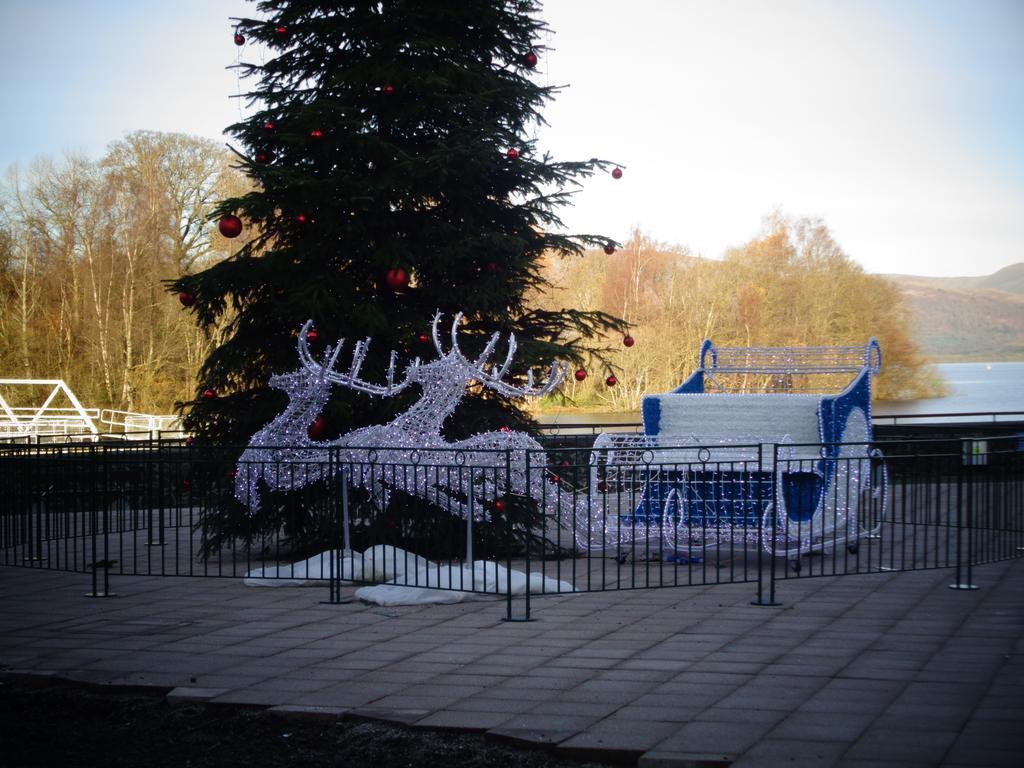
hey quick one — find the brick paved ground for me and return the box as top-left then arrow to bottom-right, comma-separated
1,558 -> 1022,766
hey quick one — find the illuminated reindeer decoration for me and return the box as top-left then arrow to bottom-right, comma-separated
234,311 -> 600,546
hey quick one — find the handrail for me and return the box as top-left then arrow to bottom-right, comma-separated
2,410 -> 1021,446
538,410 -> 1024,435
98,409 -> 179,430
1,406 -> 102,417
537,421 -> 643,435
872,410 -> 1024,425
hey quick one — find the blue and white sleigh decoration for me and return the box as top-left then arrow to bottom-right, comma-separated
590,339 -> 885,560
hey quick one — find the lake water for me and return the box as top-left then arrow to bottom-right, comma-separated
539,362 -> 1024,426
874,362 -> 1024,418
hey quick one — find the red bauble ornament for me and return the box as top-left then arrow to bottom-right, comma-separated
306,327 -> 319,344
383,84 -> 395,95
307,416 -> 326,441
416,332 -> 430,345
499,426 -> 511,433
234,32 -> 245,46
604,244 -> 616,255
185,436 -> 195,447
574,368 -> 587,382
201,388 -> 217,400
605,375 -> 618,387
611,167 -> 623,179
623,335 -> 635,347
506,147 -> 519,159
310,129 -> 323,139
263,121 -> 275,131
254,150 -> 273,164
524,51 -> 538,68
295,213 -> 309,224
385,267 -> 408,290
178,291 -> 195,307
494,498 -> 507,513
218,215 -> 243,238
229,470 -> 238,480
274,24 -> 288,39
182,478 -> 191,489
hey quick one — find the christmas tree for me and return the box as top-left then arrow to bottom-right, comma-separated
171,0 -> 626,447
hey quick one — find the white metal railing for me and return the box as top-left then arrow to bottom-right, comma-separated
0,379 -> 99,438
0,379 -> 179,442
99,409 -> 181,439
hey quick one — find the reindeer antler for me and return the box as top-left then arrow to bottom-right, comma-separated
432,311 -> 568,398
297,320 -> 418,396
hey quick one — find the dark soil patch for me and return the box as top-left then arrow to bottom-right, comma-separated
0,675 -> 617,768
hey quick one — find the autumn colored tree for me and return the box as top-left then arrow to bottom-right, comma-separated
534,217 -> 943,408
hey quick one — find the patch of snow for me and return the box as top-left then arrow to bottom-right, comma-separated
244,544 -> 575,606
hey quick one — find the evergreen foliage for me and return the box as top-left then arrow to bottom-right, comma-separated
170,0 -> 626,446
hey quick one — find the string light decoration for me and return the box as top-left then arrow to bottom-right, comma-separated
232,320 -> 885,559
591,432 -> 777,549
234,311 -> 608,548
589,428 -> 879,557
599,337 -> 886,558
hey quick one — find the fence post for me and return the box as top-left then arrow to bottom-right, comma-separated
503,449 -> 513,621
1017,446 -> 1024,554
466,467 -> 474,566
322,453 -> 350,605
24,488 -> 47,564
22,443 -> 45,563
341,462 -> 351,555
147,452 -> 166,547
949,442 -> 978,590
523,449 -> 532,620
752,443 -> 781,606
1018,439 -> 1024,555
86,447 -> 115,597
502,448 -> 532,622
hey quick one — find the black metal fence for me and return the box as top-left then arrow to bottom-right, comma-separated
1,435 -> 1021,619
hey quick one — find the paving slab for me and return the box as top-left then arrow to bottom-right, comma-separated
1,555 -> 1022,766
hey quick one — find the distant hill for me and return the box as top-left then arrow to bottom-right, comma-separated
884,263 -> 1024,296
975,263 -> 1024,295
881,264 -> 1024,361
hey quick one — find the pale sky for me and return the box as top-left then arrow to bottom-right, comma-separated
2,0 -> 1022,277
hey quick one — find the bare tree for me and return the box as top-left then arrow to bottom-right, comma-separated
0,132 -> 247,412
